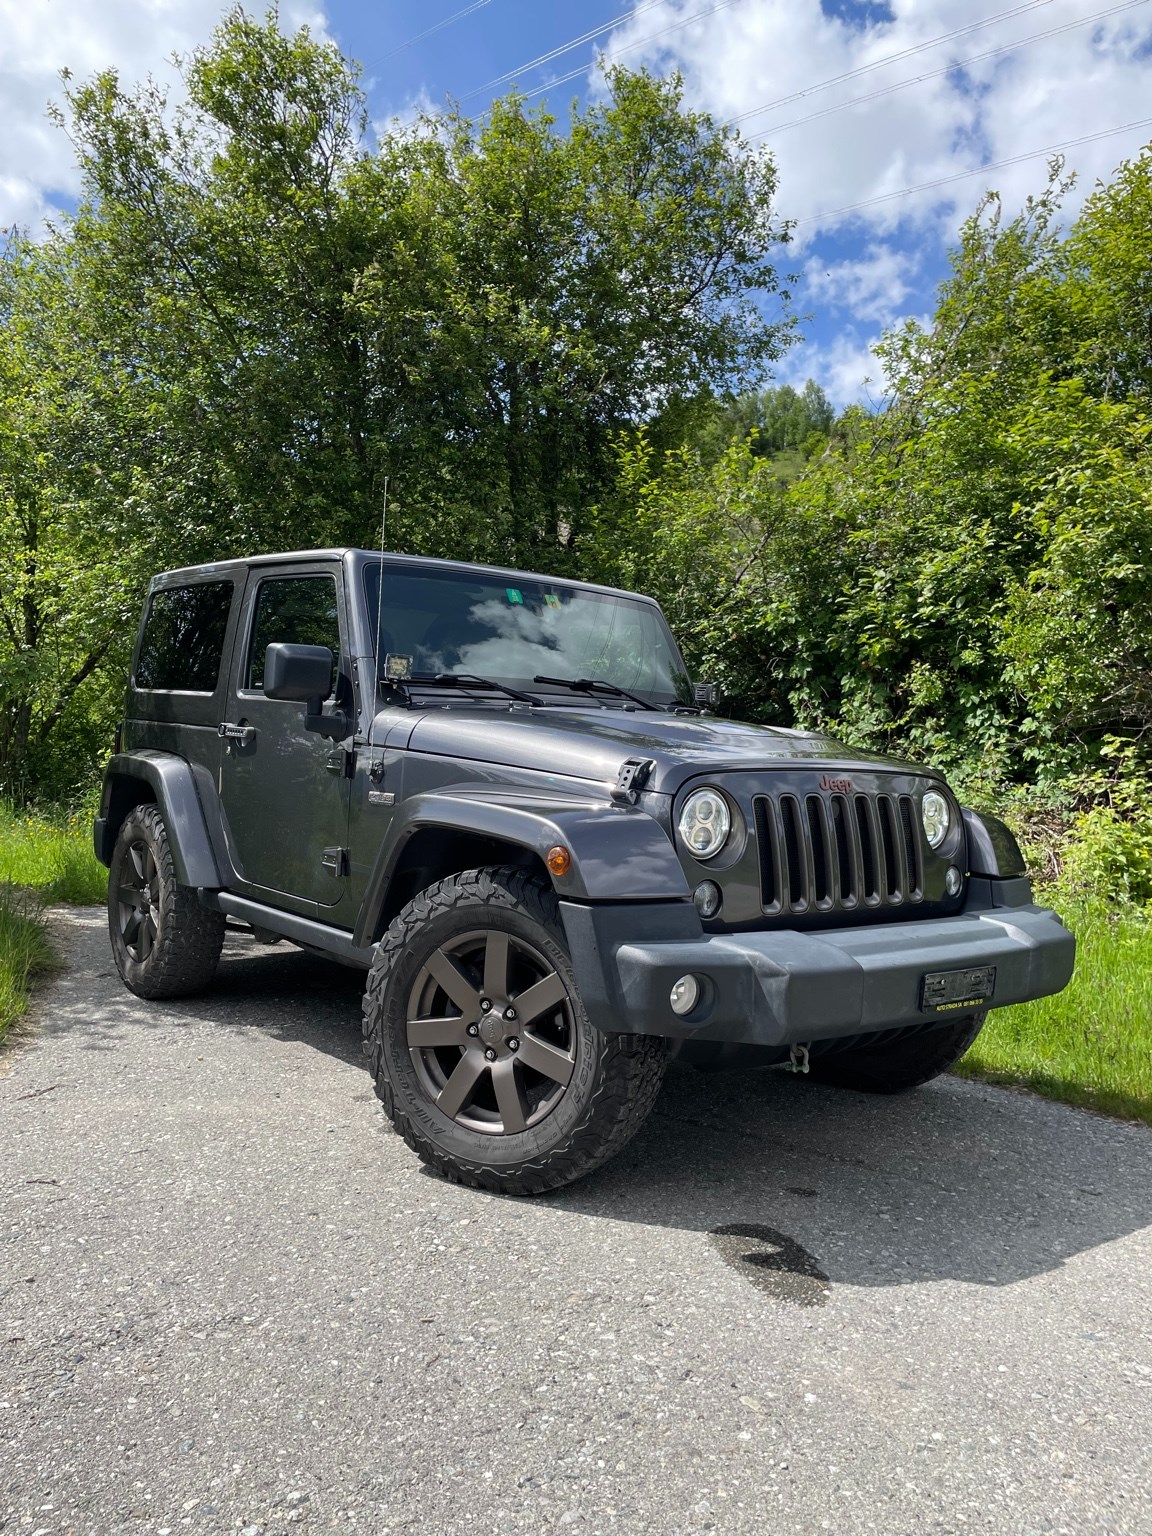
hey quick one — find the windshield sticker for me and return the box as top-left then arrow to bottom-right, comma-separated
505,587 -> 524,606
544,593 -> 561,609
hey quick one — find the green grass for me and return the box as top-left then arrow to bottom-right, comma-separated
0,884 -> 58,1046
0,801 -> 107,904
957,896 -> 1152,1127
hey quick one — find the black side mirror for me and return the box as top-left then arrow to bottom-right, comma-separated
263,643 -> 347,741
264,643 -> 333,702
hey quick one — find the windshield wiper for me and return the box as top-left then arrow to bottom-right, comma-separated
533,674 -> 660,711
409,672 -> 543,706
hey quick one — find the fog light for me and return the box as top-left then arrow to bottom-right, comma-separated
693,880 -> 722,919
670,975 -> 701,1016
945,865 -> 962,896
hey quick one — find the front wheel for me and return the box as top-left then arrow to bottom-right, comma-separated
805,1013 -> 988,1094
362,867 -> 667,1195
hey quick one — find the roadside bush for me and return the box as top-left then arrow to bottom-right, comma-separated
0,801 -> 107,904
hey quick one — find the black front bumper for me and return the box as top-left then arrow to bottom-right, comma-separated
560,878 -> 1075,1045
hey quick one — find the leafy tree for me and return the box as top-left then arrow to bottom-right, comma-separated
690,379 -> 835,474
59,15 -> 792,566
350,68 -> 794,560
0,238 -> 146,797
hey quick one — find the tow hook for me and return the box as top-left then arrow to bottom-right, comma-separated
786,1043 -> 811,1075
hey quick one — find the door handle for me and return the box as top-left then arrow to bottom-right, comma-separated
218,721 -> 256,746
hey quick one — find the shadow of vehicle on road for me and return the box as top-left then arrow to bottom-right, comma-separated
88,935 -> 1152,1296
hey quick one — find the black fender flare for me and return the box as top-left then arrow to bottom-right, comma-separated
353,790 -> 691,947
95,752 -> 223,889
961,807 -> 1027,879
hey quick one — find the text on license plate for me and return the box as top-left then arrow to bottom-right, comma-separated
920,965 -> 996,1013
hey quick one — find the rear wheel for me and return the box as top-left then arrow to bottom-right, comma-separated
108,804 -> 225,999
363,867 -> 667,1195
805,1014 -> 987,1093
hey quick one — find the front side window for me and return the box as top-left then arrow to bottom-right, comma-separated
134,582 -> 234,692
246,575 -> 341,691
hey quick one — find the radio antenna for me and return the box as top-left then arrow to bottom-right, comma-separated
370,476 -> 388,706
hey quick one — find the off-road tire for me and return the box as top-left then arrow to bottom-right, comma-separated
362,866 -> 667,1196
108,803 -> 226,1000
805,1013 -> 987,1094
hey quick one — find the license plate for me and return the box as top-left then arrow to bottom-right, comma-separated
920,965 -> 996,1013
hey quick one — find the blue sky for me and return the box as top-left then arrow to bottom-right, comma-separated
3,0 -> 1152,405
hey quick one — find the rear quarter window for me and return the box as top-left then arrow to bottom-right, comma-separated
134,582 -> 234,692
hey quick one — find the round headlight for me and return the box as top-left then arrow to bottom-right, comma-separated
922,790 -> 951,849
678,788 -> 731,860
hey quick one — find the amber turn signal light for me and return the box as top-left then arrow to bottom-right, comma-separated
546,845 -> 572,876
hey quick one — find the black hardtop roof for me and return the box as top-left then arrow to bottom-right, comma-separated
150,548 -> 657,606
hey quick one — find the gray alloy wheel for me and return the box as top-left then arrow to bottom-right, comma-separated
363,866 -> 667,1196
107,803 -> 226,1000
406,926 -> 576,1136
115,837 -> 161,963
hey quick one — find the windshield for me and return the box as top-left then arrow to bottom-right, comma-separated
363,562 -> 687,706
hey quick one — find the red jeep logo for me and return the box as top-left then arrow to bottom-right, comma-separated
818,774 -> 853,794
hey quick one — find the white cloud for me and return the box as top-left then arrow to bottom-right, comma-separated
804,242 -> 918,324
371,85 -> 440,142
594,0 -> 1152,404
777,327 -> 886,410
598,0 -> 1152,241
0,0 -> 330,233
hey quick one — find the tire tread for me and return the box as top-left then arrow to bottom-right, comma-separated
362,866 -> 666,1195
109,804 -> 225,1000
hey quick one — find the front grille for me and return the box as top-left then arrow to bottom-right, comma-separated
753,790 -> 924,916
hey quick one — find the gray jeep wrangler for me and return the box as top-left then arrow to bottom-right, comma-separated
95,548 -> 1075,1194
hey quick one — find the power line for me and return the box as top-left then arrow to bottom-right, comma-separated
368,0 -> 496,69
460,0 -> 669,101
745,0 -> 1150,145
522,0 -> 742,99
728,0 -> 1060,127
793,114 -> 1152,226
464,0 -> 1071,123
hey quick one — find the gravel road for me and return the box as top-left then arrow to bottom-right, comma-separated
3,908 -> 1151,1536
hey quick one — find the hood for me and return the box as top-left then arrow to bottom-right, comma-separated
389,705 -> 925,794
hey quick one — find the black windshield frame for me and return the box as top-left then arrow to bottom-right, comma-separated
362,561 -> 689,708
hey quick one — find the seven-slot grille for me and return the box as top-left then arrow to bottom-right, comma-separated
752,790 -> 924,916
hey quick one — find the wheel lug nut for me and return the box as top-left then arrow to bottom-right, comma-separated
466,1023 -> 479,1037
484,1047 -> 497,1062
504,1006 -> 517,1022
480,998 -> 492,1012
508,1037 -> 519,1052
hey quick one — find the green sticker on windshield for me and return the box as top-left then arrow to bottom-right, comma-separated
544,593 -> 561,609
505,587 -> 524,605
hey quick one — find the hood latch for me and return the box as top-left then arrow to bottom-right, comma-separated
612,757 -> 655,804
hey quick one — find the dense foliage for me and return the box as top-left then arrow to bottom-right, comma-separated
589,159 -> 1152,823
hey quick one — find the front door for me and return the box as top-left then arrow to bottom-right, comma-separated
218,567 -> 352,909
